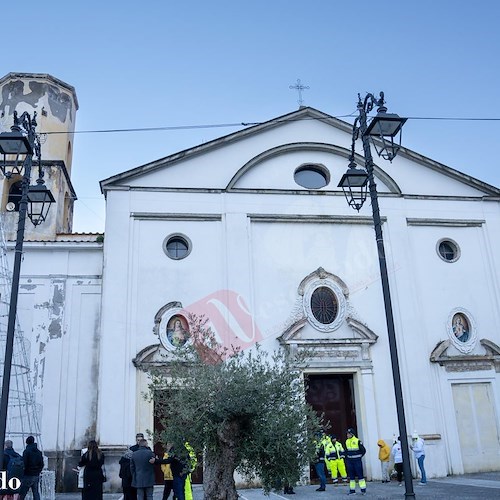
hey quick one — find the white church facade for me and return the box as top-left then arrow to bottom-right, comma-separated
1,73 -> 500,492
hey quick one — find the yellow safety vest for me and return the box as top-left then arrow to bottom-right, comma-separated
345,436 -> 363,459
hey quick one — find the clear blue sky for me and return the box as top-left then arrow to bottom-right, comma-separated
2,0 -> 500,232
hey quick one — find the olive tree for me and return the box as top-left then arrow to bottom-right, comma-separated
148,314 -> 321,500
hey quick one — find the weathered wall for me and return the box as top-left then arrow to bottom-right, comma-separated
0,73 -> 78,239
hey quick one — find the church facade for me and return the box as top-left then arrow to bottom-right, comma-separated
2,73 -> 500,491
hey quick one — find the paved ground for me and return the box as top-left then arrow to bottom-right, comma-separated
54,472 -> 500,499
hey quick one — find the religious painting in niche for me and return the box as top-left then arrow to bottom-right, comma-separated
166,315 -> 190,348
452,313 -> 470,343
447,308 -> 476,354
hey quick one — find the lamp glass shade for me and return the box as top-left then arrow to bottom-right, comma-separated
365,113 -> 407,162
365,113 -> 407,138
27,185 -> 55,226
338,165 -> 368,211
0,132 -> 33,155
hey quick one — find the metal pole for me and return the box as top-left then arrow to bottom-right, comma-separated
357,102 -> 415,498
0,153 -> 32,470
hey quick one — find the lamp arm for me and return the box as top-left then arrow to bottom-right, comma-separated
360,92 -> 386,115
349,117 -> 360,161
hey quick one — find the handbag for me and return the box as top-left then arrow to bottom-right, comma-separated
101,464 -> 107,483
77,466 -> 85,489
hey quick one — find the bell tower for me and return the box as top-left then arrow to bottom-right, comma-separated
0,73 -> 78,240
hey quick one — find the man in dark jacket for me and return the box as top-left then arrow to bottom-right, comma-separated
19,435 -> 44,500
2,440 -> 23,496
130,433 -> 145,453
119,449 -> 137,500
130,439 -> 155,500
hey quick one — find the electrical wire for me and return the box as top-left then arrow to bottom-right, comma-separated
40,114 -> 500,136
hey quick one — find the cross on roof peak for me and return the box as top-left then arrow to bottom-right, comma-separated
289,79 -> 310,107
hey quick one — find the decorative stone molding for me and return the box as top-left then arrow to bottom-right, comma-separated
133,343 -> 173,371
430,339 -> 500,372
298,267 -> 349,332
279,316 -> 378,368
152,301 -> 192,351
276,268 -> 378,368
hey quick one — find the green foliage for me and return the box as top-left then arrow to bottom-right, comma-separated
148,314 -> 321,492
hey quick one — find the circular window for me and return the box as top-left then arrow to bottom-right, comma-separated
163,234 -> 192,260
437,239 -> 460,263
310,286 -> 339,324
294,164 -> 330,189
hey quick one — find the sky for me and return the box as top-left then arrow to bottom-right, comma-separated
2,0 -> 500,232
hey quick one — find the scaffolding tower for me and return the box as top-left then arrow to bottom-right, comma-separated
0,213 -> 55,499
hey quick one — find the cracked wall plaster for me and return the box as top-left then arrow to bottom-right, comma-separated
0,79 -> 74,122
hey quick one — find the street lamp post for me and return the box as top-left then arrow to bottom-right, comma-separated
338,93 -> 415,498
0,111 -> 55,470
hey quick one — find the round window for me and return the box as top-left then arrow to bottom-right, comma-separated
294,164 -> 330,189
310,286 -> 338,324
437,239 -> 460,263
163,234 -> 192,260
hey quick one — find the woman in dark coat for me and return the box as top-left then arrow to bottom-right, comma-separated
78,440 -> 105,500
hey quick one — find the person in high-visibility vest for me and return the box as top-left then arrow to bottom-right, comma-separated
183,442 -> 197,500
345,428 -> 367,495
160,449 -> 174,500
325,434 -> 348,484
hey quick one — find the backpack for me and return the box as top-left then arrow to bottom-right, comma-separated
7,454 -> 24,481
31,449 -> 44,474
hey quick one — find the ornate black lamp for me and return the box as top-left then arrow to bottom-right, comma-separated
365,101 -> 407,161
338,161 -> 368,211
27,182 -> 56,226
0,110 -> 55,472
338,93 -> 415,499
0,130 -> 33,178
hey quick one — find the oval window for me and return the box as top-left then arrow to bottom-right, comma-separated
310,286 -> 338,325
163,234 -> 192,260
437,239 -> 460,263
294,165 -> 329,189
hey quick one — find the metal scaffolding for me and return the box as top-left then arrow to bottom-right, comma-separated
0,213 -> 54,499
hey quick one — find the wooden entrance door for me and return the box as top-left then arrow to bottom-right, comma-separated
153,397 -> 204,485
306,374 -> 356,482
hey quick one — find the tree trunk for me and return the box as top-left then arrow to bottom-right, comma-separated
203,420 -> 240,500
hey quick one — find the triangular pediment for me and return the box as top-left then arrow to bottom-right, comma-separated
430,338 -> 500,372
280,317 -> 378,345
99,107 -> 500,198
133,343 -> 173,371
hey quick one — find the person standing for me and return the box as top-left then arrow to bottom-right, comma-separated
2,440 -> 23,499
119,449 -> 137,500
78,440 -> 105,500
18,436 -> 44,500
391,437 -> 403,486
313,432 -> 328,492
130,439 -> 155,500
377,439 -> 391,483
159,445 -> 174,500
153,445 -> 189,500
325,435 -> 347,484
345,428 -> 366,495
410,432 -> 427,485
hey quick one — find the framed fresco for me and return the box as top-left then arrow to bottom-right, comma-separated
158,307 -> 191,350
447,308 -> 477,354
